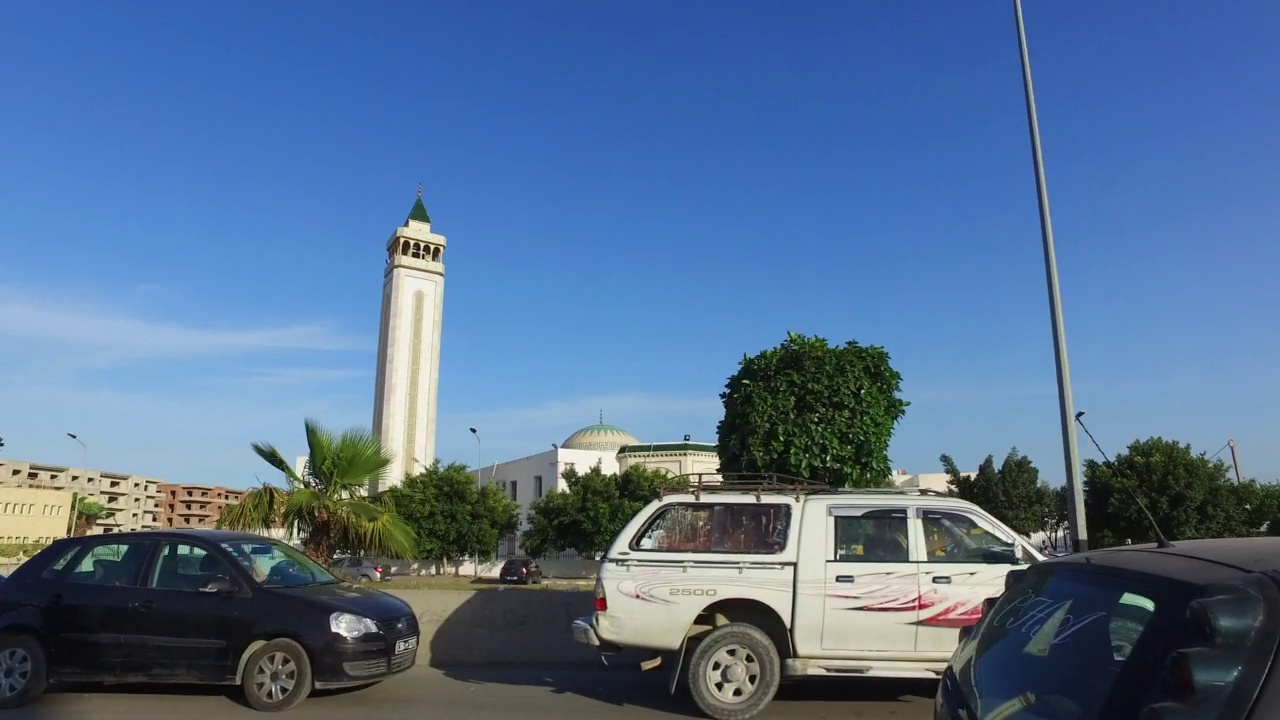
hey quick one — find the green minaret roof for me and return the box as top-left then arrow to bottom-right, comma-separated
407,185 -> 431,224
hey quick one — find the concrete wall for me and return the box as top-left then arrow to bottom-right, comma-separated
376,556 -> 600,580
0,487 -> 73,543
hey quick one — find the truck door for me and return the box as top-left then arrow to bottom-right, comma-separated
914,507 -> 1024,653
821,505 -> 920,653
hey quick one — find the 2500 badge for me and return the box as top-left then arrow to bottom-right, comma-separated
668,588 -> 718,597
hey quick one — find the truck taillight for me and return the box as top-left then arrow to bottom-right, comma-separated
594,577 -> 607,612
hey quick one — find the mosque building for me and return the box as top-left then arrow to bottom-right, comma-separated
475,420 -> 720,556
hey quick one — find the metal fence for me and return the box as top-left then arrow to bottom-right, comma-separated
495,531 -> 588,562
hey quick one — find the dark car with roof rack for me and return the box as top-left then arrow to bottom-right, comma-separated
936,536 -> 1280,719
0,529 -> 418,712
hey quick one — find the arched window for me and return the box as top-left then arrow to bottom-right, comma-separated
431,246 -> 441,262
411,242 -> 423,259
401,240 -> 410,256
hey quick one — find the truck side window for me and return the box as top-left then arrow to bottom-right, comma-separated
921,509 -> 1017,564
833,511 -> 909,563
633,504 -> 791,553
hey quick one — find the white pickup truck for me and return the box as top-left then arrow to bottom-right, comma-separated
572,475 -> 1044,720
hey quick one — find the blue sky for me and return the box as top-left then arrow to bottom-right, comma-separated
1,1 -> 1276,488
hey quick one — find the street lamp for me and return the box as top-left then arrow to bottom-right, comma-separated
66,433 -> 87,467
469,427 -> 481,481
65,433 -> 88,537
1013,0 -> 1088,552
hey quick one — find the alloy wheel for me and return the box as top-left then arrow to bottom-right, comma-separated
0,648 -> 32,699
703,643 -> 760,704
252,651 -> 298,704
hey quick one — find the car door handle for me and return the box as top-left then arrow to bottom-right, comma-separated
133,599 -> 155,611
932,576 -> 953,584
835,575 -> 855,584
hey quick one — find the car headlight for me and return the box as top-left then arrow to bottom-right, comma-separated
330,612 -> 379,639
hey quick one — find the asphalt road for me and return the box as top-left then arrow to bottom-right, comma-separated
7,667 -> 935,720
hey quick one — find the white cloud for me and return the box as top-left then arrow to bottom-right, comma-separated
0,378 -> 370,487
230,368 -> 372,385
0,285 -> 359,365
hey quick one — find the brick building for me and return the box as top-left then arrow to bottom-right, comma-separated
158,484 -> 246,529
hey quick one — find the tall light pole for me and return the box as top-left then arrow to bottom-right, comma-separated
65,433 -> 88,536
469,427 -> 481,482
468,426 -> 484,576
66,432 -> 87,467
1013,0 -> 1088,552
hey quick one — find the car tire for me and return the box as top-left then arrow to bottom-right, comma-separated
685,623 -> 780,720
358,575 -> 371,583
242,638 -> 313,712
0,634 -> 48,710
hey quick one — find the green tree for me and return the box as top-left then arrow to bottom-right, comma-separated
941,448 -> 1057,538
219,418 -> 416,564
718,332 -> 909,488
523,462 -> 681,559
1083,436 -> 1254,547
0,436 -> 5,451
71,498 -> 112,536
1235,480 -> 1280,537
384,460 -> 521,572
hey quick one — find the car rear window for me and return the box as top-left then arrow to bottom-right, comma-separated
951,565 -> 1280,719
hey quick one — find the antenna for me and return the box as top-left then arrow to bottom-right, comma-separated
1074,411 -> 1173,549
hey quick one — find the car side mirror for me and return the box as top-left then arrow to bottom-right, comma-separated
200,576 -> 238,594
982,595 -> 1000,615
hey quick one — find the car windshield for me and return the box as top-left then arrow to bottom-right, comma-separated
219,539 -> 337,588
952,565 -> 1200,719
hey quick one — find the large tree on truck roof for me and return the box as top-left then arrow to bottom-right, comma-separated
717,332 -> 909,488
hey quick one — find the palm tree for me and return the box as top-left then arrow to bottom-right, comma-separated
220,418 -> 416,564
71,498 -> 112,537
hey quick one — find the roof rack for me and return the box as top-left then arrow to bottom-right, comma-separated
658,473 -> 957,502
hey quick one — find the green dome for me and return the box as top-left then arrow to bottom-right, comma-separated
561,423 -> 640,453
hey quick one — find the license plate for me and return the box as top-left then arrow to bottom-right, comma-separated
394,636 -> 418,655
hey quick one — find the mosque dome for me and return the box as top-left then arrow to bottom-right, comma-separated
561,423 -> 641,453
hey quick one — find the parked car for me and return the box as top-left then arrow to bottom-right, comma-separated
571,474 -> 1044,720
0,529 -> 420,712
498,558 -> 543,585
330,556 -> 396,583
936,536 -> 1280,720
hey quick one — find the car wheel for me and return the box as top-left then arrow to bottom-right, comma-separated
0,634 -> 48,710
686,623 -> 780,720
358,575 -> 371,583
242,638 -> 313,712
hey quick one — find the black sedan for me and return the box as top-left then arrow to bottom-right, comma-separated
498,557 -> 543,585
0,529 -> 419,711
936,536 -> 1280,720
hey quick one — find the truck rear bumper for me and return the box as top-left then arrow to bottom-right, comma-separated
571,615 -> 622,654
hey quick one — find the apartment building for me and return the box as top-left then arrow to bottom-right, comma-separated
158,483 -> 245,529
0,459 -> 162,534
0,486 -> 74,544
